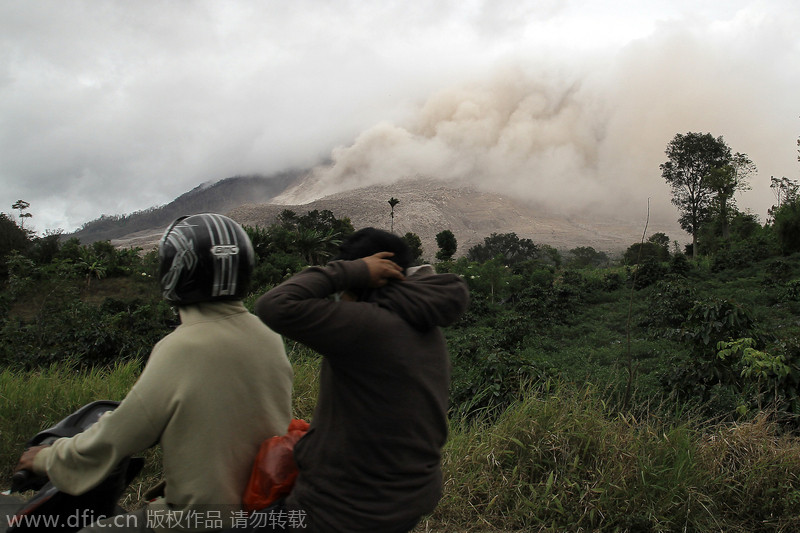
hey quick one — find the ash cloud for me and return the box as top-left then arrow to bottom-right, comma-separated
276,7 -> 800,227
280,70 -> 612,211
1,1 -> 797,232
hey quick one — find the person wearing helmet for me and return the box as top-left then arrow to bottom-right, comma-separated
14,213 -> 294,532
255,227 -> 470,533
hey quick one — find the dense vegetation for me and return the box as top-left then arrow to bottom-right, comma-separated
3,162 -> 800,529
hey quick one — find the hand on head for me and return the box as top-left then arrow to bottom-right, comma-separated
362,252 -> 405,288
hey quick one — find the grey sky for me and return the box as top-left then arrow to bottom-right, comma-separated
2,0 -> 798,234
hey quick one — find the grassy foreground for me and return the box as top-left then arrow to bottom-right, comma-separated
3,358 -> 800,532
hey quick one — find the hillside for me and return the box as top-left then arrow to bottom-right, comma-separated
231,179 -> 685,260
110,178 -> 685,259
70,171 -> 303,244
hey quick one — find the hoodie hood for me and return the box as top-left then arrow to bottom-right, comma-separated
367,267 -> 469,331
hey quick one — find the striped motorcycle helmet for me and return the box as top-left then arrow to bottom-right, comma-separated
158,213 -> 255,305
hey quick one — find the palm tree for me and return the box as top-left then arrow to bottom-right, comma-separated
78,248 -> 107,290
295,227 -> 343,265
12,200 -> 31,229
388,197 -> 400,233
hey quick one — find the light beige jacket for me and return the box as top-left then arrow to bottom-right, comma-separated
34,301 -> 293,532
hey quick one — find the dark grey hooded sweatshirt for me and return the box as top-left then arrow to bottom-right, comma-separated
255,259 -> 469,533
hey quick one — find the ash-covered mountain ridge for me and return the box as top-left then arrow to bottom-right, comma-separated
84,174 -> 682,260
71,171 -> 302,244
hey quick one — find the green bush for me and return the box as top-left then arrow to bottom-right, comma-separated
764,258 -> 794,285
642,278 -> 697,330
602,271 -> 624,291
623,241 -> 669,265
669,252 -> 692,276
663,298 -> 763,412
0,297 -> 174,368
680,298 -> 760,348
772,198 -> 800,255
783,280 -> 800,302
631,257 -> 667,289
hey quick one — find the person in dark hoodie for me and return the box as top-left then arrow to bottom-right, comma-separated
255,227 -> 469,533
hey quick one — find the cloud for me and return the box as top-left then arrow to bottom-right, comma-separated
0,0 -> 797,233
275,3 -> 800,227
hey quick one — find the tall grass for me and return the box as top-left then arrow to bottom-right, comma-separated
423,383 -> 800,532
5,360 -> 800,532
0,360 -> 141,482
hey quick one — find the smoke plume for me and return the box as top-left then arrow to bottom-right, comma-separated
275,13 -> 799,226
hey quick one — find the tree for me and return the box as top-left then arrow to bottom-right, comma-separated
472,257 -> 508,304
567,246 -> 608,268
648,232 -> 670,251
623,242 -> 668,265
768,177 -> 799,222
0,213 -> 31,278
12,200 -> 32,230
272,209 -> 353,265
660,132 -> 733,257
538,244 -> 562,268
78,246 -> 107,290
706,153 -> 755,240
402,232 -> 423,262
435,230 -> 457,262
467,232 -> 539,265
29,230 -> 63,265
388,197 -> 400,233
772,197 -> 800,255
295,227 -> 341,265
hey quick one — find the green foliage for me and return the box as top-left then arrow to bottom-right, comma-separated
388,197 -> 399,231
445,258 -> 591,419
56,237 -> 83,262
768,176 -> 799,222
4,219 -> 800,529
463,257 -> 510,303
447,325 -> 555,419
244,209 -> 354,287
648,232 -> 670,249
271,209 -> 354,265
660,132 -> 735,255
537,243 -> 563,268
669,252 -> 691,276
698,210 -> 763,257
623,241 -> 669,265
601,270 -> 624,291
764,258 -> 794,284
772,197 -> 800,255
402,232 -> 423,262
435,229 -> 457,261
0,213 -> 31,278
630,257 -> 668,289
642,278 -> 697,330
716,338 -> 795,412
435,383 -> 800,532
251,251 -> 305,289
783,280 -> 800,302
680,298 -> 759,348
663,298 -> 764,410
0,297 -> 174,368
566,246 -> 608,268
0,233 -> 174,369
28,231 -> 63,264
467,232 -> 539,265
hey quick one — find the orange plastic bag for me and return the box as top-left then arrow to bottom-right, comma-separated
243,418 -> 310,512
